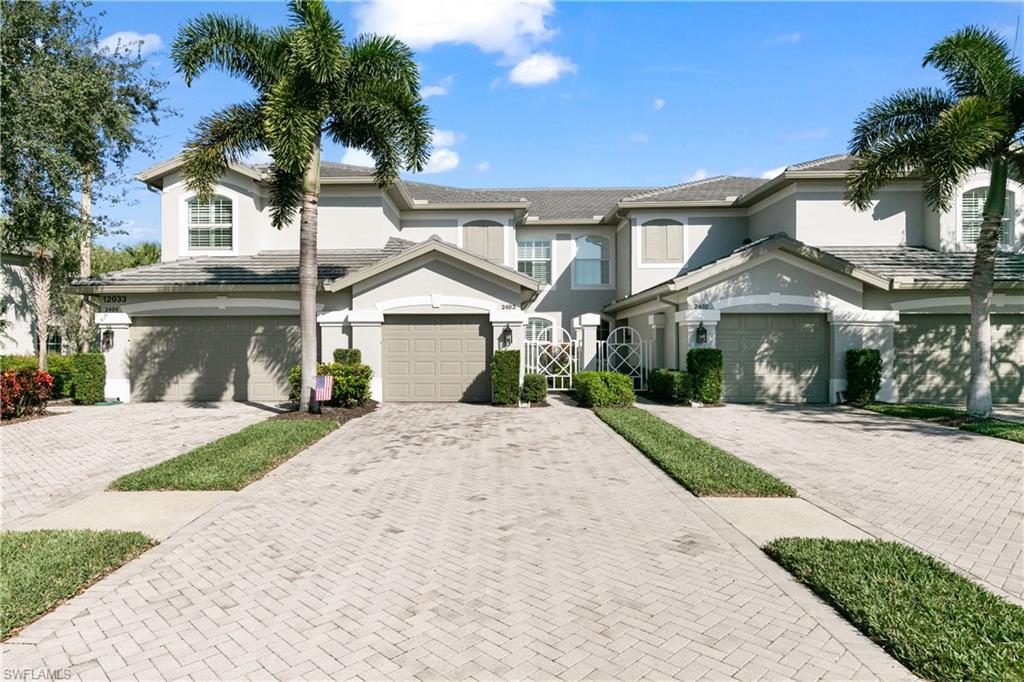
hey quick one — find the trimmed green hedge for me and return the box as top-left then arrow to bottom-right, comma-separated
288,362 -> 372,407
0,355 -> 37,371
332,348 -> 362,366
0,355 -> 74,398
845,348 -> 882,405
649,369 -> 694,404
70,353 -> 105,405
521,372 -> 547,403
491,350 -> 520,405
574,371 -> 635,407
687,348 -> 723,404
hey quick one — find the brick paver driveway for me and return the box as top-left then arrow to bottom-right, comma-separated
2,402 -> 272,527
2,402 -> 907,680
643,402 -> 1024,602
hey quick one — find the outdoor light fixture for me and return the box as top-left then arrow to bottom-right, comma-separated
100,329 -> 114,352
695,322 -> 708,346
500,324 -> 513,348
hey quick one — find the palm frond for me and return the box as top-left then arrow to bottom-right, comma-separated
263,72 -> 324,175
849,88 -> 953,154
267,166 -> 303,229
287,0 -> 345,84
1006,150 -> 1024,185
924,26 -> 1019,105
347,35 -> 422,95
846,134 -> 930,210
181,101 -> 265,200
172,14 -> 287,91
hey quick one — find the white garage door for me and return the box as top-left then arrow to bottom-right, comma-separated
130,316 -> 299,402
382,314 -> 491,402
718,313 -> 829,403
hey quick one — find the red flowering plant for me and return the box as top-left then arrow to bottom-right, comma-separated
1,369 -> 53,419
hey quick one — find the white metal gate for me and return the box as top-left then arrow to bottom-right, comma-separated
523,326 -> 579,390
597,326 -> 653,391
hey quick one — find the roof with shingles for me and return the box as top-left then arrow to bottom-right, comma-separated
621,176 -> 769,203
787,154 -> 858,172
825,246 -> 1024,284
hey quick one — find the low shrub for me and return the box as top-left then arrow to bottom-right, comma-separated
0,355 -> 37,371
46,354 -> 74,399
332,348 -> 362,366
491,350 -> 520,405
687,348 -> 723,404
288,362 -> 373,407
574,371 -> 635,408
649,369 -> 694,404
70,353 -> 105,405
845,348 -> 882,406
1,369 -> 54,419
521,372 -> 547,404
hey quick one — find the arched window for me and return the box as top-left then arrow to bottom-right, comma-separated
187,195 -> 233,249
574,235 -> 610,287
641,219 -> 684,263
524,317 -> 552,343
961,187 -> 1014,245
463,219 -> 504,262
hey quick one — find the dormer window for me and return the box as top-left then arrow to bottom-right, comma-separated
961,187 -> 1014,245
187,195 -> 233,249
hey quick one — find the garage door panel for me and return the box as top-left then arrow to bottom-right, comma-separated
383,314 -> 491,402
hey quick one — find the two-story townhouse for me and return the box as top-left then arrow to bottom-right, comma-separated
71,154 -> 1024,405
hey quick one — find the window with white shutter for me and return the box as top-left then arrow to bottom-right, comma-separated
961,187 -> 1014,245
517,239 -> 552,284
187,196 -> 233,249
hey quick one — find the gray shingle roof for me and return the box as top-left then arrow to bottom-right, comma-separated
74,237 -> 415,288
621,176 -> 769,203
788,155 -> 858,172
825,246 -> 1024,284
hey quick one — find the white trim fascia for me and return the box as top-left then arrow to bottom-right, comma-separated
95,312 -> 131,326
348,310 -> 385,324
375,295 -> 497,313
828,309 -> 899,323
122,298 -> 320,315
610,298 -> 674,319
675,309 -> 721,323
892,293 -> 1023,311
489,308 -> 526,324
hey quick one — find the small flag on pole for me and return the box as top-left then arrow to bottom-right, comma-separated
314,375 -> 334,402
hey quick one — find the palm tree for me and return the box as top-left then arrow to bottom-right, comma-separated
172,0 -> 430,411
846,26 -> 1023,418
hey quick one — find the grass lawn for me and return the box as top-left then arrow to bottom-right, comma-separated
1,530 -> 153,640
594,406 -> 796,497
110,419 -> 338,491
765,538 -> 1024,681
863,402 -> 1023,444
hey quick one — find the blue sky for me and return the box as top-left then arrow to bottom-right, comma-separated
85,1 -> 1023,246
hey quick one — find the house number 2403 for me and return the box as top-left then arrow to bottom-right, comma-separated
500,303 -> 520,310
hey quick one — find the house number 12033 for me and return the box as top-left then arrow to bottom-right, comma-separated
101,295 -> 127,312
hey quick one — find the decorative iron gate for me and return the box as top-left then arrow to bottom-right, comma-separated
523,326 -> 579,390
597,326 -> 653,391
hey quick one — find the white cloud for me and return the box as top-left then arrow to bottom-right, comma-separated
98,31 -> 163,56
785,128 -> 828,141
686,169 -> 709,182
431,128 -> 463,148
354,0 -> 555,60
764,32 -> 801,46
508,53 -> 577,86
627,132 -> 650,144
423,149 -> 460,174
421,75 -> 455,98
652,98 -> 666,111
761,165 -> 788,179
341,148 -> 375,167
475,161 -> 491,172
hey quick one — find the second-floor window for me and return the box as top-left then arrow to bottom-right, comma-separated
517,239 -> 552,284
574,235 -> 611,287
961,187 -> 1014,245
641,219 -> 684,263
187,195 -> 233,249
463,220 -> 504,262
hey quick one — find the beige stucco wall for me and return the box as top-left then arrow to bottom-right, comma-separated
1,256 -> 36,354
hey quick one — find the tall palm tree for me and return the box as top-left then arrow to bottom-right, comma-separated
172,0 -> 430,411
846,26 -> 1023,418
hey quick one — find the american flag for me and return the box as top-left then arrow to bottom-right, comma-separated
314,375 -> 334,402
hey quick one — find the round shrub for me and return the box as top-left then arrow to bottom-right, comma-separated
289,361 -> 373,407
521,372 -> 547,404
686,348 -> 723,404
1,368 -> 53,418
70,353 -> 106,405
332,348 -> 362,366
649,368 -> 694,404
846,348 -> 882,405
573,371 -> 635,408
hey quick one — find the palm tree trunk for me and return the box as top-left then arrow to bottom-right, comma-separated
966,157 -> 1007,419
297,139 -> 322,412
29,253 -> 52,372
78,170 -> 92,352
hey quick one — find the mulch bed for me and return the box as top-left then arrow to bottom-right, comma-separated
271,400 -> 378,424
0,410 -> 59,426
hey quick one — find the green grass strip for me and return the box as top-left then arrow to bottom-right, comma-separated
110,419 -> 338,491
765,538 -> 1024,681
863,402 -> 1023,444
594,406 -> 796,497
1,530 -> 153,640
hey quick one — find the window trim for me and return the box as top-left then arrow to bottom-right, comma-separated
572,233 -> 614,290
638,218 -> 686,266
180,193 -> 238,256
957,186 -> 1016,248
523,316 -> 555,343
515,238 -> 554,288
460,218 -> 510,266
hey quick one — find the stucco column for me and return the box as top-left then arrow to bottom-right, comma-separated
316,310 -> 351,363
648,313 -> 667,369
572,313 -> 601,371
348,310 -> 385,401
828,309 -> 900,404
95,312 -> 131,403
675,309 -> 720,370
491,309 -> 526,387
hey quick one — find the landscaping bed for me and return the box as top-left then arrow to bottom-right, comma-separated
109,418 -> 340,491
765,538 -> 1024,681
1,530 -> 154,640
271,400 -> 377,424
595,406 -> 796,497
863,402 -> 1023,443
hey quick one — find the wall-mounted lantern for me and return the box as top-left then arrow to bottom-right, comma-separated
500,324 -> 513,349
695,322 -> 708,346
100,329 -> 114,352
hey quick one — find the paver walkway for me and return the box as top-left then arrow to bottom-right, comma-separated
1,402 -> 272,527
2,402 -> 908,680
642,402 -> 1024,602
